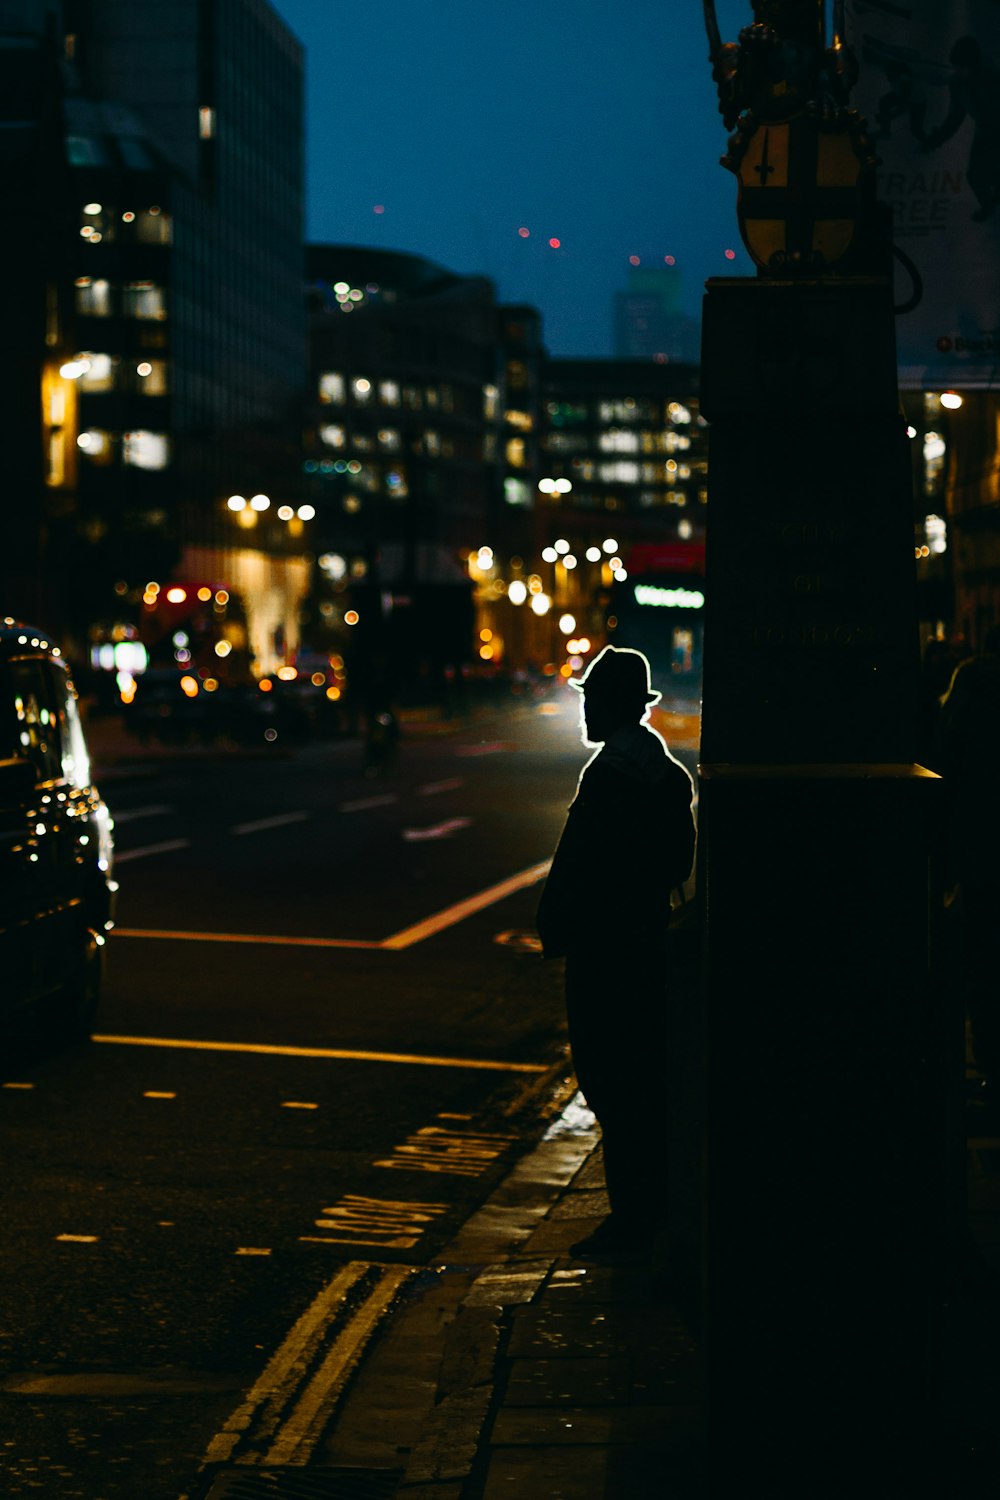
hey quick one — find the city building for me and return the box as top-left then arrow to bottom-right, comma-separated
613,264 -> 701,364
506,358 -> 707,699
7,0 -> 307,680
302,245 -> 545,695
907,388 -> 1000,654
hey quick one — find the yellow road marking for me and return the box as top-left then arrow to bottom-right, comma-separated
381,859 -> 551,949
112,858 -> 551,952
262,1265 -> 412,1465
92,1034 -> 547,1073
202,1261 -> 370,1465
113,927 -> 382,949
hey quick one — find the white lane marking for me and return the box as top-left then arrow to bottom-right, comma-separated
381,859 -> 552,949
92,1034 -> 547,1073
262,1265 -> 412,1465
114,838 -> 190,864
232,811 -> 309,836
339,794 -> 398,813
114,926 -> 381,950
110,804 -> 173,824
453,741 -> 513,756
202,1262 -> 371,1465
402,816 -> 471,842
416,778 -> 464,796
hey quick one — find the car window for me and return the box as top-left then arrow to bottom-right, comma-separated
50,662 -> 92,786
8,656 -> 63,782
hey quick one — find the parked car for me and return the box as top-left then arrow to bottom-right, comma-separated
0,620 -> 115,1040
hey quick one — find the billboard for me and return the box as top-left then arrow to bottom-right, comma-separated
847,0 -> 1000,387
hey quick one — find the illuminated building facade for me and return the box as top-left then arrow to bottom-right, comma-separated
9,0 -> 306,674
303,245 -> 545,686
463,358 -> 707,688
524,359 -> 705,670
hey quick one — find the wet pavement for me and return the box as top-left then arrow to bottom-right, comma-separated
313,1090 -> 705,1500
80,705 -> 1000,1496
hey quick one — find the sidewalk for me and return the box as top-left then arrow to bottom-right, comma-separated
307,1084 -> 999,1500
315,1086 -> 706,1500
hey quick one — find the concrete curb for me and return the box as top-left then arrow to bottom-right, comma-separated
317,1092 -> 602,1489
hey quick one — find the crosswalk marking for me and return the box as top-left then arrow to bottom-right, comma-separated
114,838 -> 190,864
232,811 -> 309,835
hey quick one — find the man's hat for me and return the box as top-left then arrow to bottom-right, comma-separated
568,645 -> 661,705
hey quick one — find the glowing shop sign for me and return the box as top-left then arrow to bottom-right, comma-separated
633,584 -> 705,609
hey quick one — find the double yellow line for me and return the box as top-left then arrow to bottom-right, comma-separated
202,1260 -> 413,1469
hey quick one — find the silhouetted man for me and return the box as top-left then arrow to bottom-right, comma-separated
536,646 -> 696,1258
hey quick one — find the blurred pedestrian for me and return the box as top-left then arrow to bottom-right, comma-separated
536,646 -> 696,1258
936,625 -> 1000,1098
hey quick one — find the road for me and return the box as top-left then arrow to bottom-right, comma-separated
0,693 -> 698,1498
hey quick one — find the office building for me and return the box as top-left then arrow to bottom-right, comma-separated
303,244 -> 545,685
8,0 -> 306,675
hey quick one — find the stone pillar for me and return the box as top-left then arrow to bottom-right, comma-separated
697,274 -> 964,1492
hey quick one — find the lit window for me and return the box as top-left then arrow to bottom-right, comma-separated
506,438 -> 526,468
77,429 -> 114,465
136,209 -> 172,244
319,424 -> 346,448
483,384 -> 499,420
124,282 -> 166,320
67,135 -> 110,167
136,359 -> 168,394
505,410 -> 534,431
319,372 -> 345,404
598,460 -> 640,484
379,380 -> 400,406
123,430 -> 169,470
599,429 -> 639,454
424,430 -> 441,456
75,278 -> 111,316
599,399 -> 644,423
403,386 -> 422,410
352,377 -> 373,404
504,478 -> 530,506
378,428 -> 401,450
199,106 -> 215,139
79,354 -> 115,392
925,514 -> 948,554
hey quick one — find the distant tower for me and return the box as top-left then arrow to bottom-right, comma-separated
613,265 -> 700,363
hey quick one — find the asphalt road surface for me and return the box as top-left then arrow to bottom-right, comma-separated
1,693 -> 698,1498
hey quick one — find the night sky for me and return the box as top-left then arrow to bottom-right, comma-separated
268,0 -> 758,357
